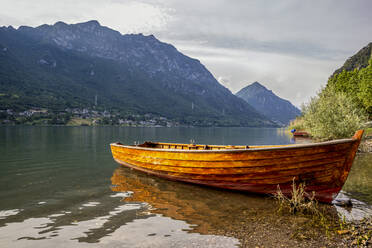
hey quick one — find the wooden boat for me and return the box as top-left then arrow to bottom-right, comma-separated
293,131 -> 310,137
110,130 -> 364,203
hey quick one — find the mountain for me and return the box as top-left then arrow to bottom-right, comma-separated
0,20 -> 273,126
332,42 -> 372,76
327,42 -> 372,115
235,82 -> 301,125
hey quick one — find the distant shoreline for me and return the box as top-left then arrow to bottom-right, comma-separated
0,124 -> 279,128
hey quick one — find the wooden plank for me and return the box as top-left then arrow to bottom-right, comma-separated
115,157 -> 343,181
114,153 -> 346,176
114,158 -> 340,185
111,141 -> 352,162
111,148 -> 349,169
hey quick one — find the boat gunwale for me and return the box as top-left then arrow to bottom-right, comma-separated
110,138 -> 355,153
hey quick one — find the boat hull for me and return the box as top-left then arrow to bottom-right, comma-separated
110,130 -> 363,203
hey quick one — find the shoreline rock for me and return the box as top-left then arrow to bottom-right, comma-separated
359,137 -> 372,153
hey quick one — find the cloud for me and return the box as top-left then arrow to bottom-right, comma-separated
155,0 -> 372,58
0,0 -> 172,33
176,44 -> 339,107
217,76 -> 233,89
151,0 -> 372,105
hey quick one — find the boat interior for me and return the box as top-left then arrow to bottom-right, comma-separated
123,141 -> 294,150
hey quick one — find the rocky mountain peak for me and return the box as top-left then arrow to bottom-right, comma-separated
79,20 -> 101,27
250,81 -> 266,89
237,82 -> 273,98
236,82 -> 300,125
74,20 -> 104,32
1,25 -> 15,31
54,21 -> 68,28
17,20 -> 222,90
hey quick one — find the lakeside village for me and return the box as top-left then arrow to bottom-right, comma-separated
0,108 -> 180,127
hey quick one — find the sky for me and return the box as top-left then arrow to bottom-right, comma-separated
1,0 -> 371,107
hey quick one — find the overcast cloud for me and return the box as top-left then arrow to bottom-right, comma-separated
1,0 -> 371,106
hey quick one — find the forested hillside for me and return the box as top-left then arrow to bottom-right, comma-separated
327,43 -> 372,115
0,21 -> 273,126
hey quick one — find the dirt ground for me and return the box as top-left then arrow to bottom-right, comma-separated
213,206 -> 371,248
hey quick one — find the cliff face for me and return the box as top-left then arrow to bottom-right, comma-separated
0,21 -> 274,126
236,82 -> 301,125
17,20 -> 222,91
332,42 -> 372,76
326,42 -> 372,116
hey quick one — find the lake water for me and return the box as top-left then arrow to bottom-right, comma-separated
0,126 -> 371,247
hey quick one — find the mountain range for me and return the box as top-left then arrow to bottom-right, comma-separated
236,82 -> 301,125
0,20 -> 274,127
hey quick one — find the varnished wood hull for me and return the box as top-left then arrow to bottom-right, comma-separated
110,130 -> 364,203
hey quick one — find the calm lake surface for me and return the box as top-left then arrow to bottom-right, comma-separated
0,126 -> 371,247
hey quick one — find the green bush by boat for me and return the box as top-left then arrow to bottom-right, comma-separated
297,85 -> 367,140
290,55 -> 372,140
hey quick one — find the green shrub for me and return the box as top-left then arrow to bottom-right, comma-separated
327,58 -> 372,116
358,60 -> 372,114
301,85 -> 367,140
288,118 -> 305,131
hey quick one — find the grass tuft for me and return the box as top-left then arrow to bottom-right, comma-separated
274,179 -> 372,246
274,178 -> 318,215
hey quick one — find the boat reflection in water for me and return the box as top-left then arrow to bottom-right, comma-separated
110,166 -> 277,235
110,165 -> 372,246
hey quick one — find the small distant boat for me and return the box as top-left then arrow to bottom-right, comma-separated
110,130 -> 364,203
291,129 -> 310,137
293,131 -> 310,137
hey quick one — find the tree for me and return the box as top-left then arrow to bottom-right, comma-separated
327,58 -> 372,116
357,59 -> 372,114
301,85 -> 367,140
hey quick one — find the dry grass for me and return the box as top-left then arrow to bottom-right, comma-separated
274,179 -> 372,247
274,179 -> 318,215
274,179 -> 336,237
